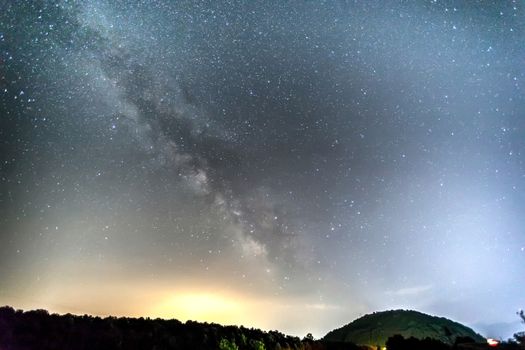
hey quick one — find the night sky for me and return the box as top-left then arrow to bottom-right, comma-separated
1,0 -> 524,339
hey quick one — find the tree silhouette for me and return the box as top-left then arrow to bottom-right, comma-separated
515,310 -> 525,347
2,306 -> 349,350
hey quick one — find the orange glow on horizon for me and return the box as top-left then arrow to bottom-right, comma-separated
149,291 -> 246,325
1,275 -> 346,337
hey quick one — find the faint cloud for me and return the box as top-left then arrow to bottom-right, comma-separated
386,285 -> 433,297
305,303 -> 341,311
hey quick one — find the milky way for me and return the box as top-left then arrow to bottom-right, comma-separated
1,0 -> 524,338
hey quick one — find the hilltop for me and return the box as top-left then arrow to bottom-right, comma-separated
323,309 -> 486,347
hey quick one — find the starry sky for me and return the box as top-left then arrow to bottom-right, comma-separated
1,0 -> 524,340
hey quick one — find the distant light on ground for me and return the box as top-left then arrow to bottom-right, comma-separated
487,338 -> 499,347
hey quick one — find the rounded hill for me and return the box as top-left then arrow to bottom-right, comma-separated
323,309 -> 485,347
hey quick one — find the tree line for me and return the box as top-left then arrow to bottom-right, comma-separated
1,306 -> 524,350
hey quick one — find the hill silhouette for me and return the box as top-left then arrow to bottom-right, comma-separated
323,310 -> 486,347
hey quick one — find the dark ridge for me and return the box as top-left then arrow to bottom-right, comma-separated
323,309 -> 486,347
